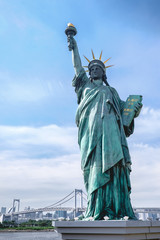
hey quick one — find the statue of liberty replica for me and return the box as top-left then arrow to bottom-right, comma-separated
65,23 -> 142,220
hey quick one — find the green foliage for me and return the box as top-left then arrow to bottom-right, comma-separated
0,223 -> 3,228
19,219 -> 52,227
15,226 -> 54,231
1,221 -> 18,228
0,220 -> 54,230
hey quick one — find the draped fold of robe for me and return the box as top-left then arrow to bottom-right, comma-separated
72,69 -> 136,220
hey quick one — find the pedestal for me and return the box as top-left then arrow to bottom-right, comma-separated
54,220 -> 160,240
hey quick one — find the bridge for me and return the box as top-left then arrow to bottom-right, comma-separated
1,189 -> 87,222
1,189 -> 160,222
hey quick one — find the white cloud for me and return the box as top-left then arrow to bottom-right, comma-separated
0,124 -> 82,210
130,144 -> 160,207
0,106 -> 160,211
129,106 -> 160,143
128,106 -> 160,207
0,154 -> 84,210
0,125 -> 78,152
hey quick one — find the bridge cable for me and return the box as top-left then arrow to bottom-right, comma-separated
82,197 -> 87,202
53,195 -> 75,207
82,191 -> 87,197
44,191 -> 74,208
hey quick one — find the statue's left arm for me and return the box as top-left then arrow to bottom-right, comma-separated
118,99 -> 135,137
134,102 -> 143,118
121,98 -> 142,137
111,87 -> 142,137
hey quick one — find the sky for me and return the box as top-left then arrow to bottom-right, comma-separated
0,0 -> 160,211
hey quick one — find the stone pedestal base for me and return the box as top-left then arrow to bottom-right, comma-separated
54,220 -> 160,240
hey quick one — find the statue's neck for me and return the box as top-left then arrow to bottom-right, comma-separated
93,79 -> 103,86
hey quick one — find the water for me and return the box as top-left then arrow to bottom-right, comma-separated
0,231 -> 62,240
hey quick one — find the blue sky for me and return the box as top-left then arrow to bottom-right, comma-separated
0,0 -> 160,211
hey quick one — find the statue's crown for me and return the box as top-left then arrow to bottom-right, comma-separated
83,50 -> 113,72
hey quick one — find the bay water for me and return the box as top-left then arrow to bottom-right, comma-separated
0,231 -> 62,240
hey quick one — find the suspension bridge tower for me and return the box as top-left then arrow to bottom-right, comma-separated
74,189 -> 84,217
13,199 -> 20,212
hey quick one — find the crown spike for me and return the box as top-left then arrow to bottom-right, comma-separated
105,65 -> 114,68
83,55 -> 90,63
91,49 -> 95,60
99,51 -> 103,60
104,57 -> 111,64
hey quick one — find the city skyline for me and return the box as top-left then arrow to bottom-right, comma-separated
0,0 -> 160,210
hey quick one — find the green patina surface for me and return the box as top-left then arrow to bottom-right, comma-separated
66,24 -> 142,220
73,71 -> 136,220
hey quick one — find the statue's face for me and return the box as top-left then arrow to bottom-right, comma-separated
90,65 -> 103,80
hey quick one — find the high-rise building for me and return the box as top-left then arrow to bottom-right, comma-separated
1,207 -> 6,214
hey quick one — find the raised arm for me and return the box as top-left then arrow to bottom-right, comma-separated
67,36 -> 83,76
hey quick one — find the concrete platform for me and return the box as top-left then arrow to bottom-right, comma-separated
54,220 -> 160,240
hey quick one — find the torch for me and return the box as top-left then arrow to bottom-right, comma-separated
65,23 -> 77,51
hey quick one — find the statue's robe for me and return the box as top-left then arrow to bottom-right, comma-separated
73,69 -> 136,220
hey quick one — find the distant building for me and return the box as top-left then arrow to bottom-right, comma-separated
45,213 -> 52,218
1,207 -> 6,214
54,210 -> 67,219
24,206 -> 31,211
134,208 -> 160,221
